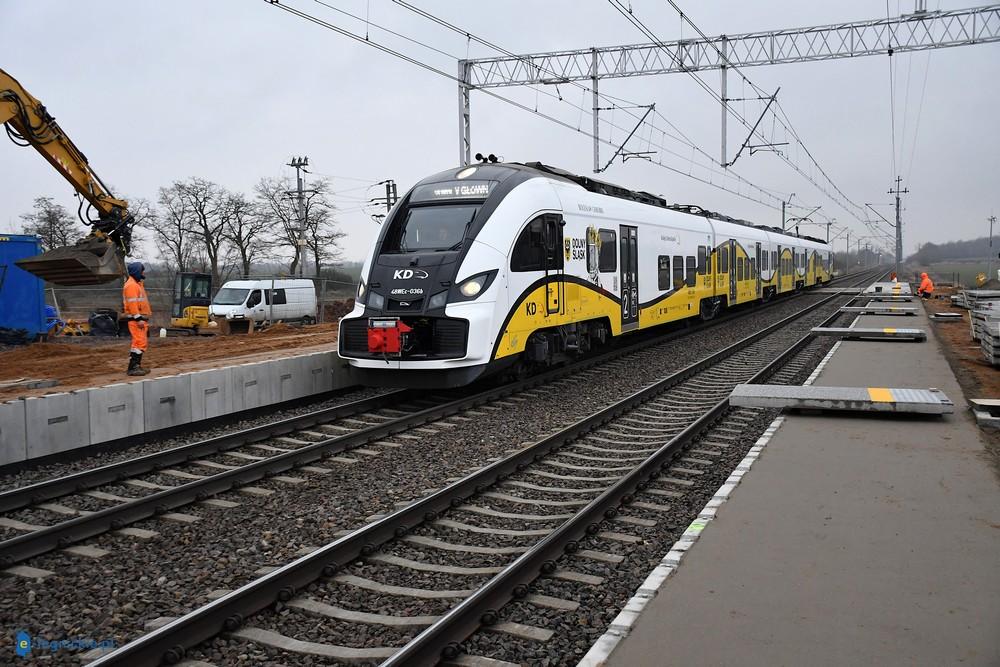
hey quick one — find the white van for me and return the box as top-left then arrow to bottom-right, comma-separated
210,279 -> 318,324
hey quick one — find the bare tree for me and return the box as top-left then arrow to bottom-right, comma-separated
19,196 -> 80,250
301,179 -> 345,276
115,193 -> 155,262
254,175 -> 345,276
220,192 -> 270,277
152,185 -> 192,273
174,178 -> 228,286
254,176 -> 301,275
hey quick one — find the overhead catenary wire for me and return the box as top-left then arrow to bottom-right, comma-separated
610,0 -> 886,243
384,0 -> 820,212
269,0 -> 798,213
648,0 -> 879,235
390,0 -> 744,168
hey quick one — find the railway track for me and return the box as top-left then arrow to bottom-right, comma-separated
88,270 -> 884,666
0,269 -> 879,569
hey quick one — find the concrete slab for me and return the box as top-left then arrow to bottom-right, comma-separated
602,300 -> 1000,667
864,281 -> 912,295
304,352 -> 334,395
87,382 -> 144,444
189,367 -> 233,422
276,356 -> 312,403
330,353 -> 355,390
231,361 -> 276,412
730,384 -> 954,414
839,306 -> 916,315
142,374 -> 193,432
23,391 -> 90,458
810,326 -> 926,341
0,399 -> 27,466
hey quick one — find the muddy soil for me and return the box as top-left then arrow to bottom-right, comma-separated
923,287 -> 1000,471
0,323 -> 339,400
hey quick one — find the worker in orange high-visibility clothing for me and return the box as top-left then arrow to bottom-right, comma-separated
917,272 -> 934,299
122,262 -> 152,375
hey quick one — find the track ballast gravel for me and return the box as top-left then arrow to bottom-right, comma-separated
0,292 -> 839,666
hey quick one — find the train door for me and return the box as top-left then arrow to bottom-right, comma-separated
543,214 -> 564,316
755,242 -> 762,299
619,225 -> 639,331
776,243 -> 782,289
728,239 -> 737,303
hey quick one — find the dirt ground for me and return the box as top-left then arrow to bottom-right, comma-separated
0,322 -> 340,400
922,285 -> 1000,469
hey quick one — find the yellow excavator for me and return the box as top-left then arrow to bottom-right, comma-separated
1,68 -> 132,285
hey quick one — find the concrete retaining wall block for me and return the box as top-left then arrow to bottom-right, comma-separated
330,353 -> 355,390
232,362 -> 276,412
0,400 -> 28,467
143,375 -> 193,431
24,391 -> 91,459
88,382 -> 144,444
189,367 -> 233,422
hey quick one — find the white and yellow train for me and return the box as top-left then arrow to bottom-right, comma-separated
339,162 -> 833,387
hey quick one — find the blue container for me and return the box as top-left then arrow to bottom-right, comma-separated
0,234 -> 47,341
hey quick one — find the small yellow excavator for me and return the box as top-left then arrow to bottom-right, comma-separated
170,272 -> 213,333
1,68 -> 133,285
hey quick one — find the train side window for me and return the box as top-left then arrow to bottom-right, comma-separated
719,246 -> 729,272
749,258 -> 756,278
657,256 -> 670,290
672,255 -> 684,290
598,229 -> 616,272
511,217 -> 545,272
697,246 -> 707,275
772,251 -> 777,270
685,256 -> 696,286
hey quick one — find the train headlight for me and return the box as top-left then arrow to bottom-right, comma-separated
368,292 -> 385,309
459,277 -> 484,297
452,270 -> 497,302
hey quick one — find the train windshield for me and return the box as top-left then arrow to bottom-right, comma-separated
385,204 -> 479,253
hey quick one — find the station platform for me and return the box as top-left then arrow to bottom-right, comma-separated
588,294 -> 1000,666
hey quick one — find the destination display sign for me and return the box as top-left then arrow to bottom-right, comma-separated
411,180 -> 496,202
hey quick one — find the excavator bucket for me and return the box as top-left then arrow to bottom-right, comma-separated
15,235 -> 124,285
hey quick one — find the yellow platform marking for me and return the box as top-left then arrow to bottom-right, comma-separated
883,328 -> 896,334
867,387 -> 894,403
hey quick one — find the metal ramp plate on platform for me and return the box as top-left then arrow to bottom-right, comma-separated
839,306 -> 916,316
730,385 -> 954,414
810,327 -> 926,341
866,295 -> 913,302
865,281 -> 912,295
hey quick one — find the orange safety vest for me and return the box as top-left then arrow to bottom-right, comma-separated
919,276 -> 934,294
122,276 -> 152,317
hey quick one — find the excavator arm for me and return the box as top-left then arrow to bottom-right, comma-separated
2,67 -> 132,284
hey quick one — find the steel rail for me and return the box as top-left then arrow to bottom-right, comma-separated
88,282 -> 864,666
0,270 -> 876,566
384,270 -> 887,665
0,390 -> 409,514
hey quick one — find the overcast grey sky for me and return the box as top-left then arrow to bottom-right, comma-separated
2,0 -> 997,262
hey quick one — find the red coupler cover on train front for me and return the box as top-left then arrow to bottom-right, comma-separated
367,318 -> 411,354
